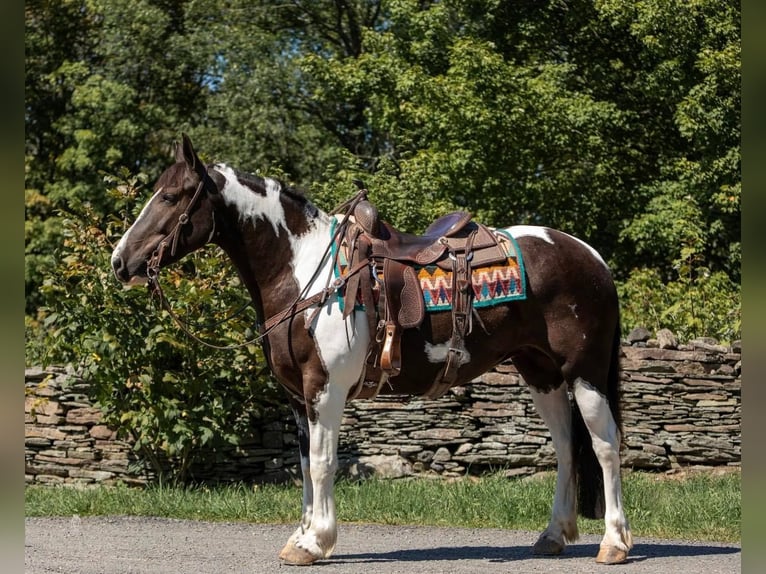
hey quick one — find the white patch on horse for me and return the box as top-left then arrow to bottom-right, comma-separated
112,187 -> 163,259
282,209 -> 367,384
508,225 -> 608,271
508,225 -> 555,244
216,165 -> 286,235
285,351 -> 362,560
287,213 -> 334,299
424,342 -> 471,365
572,377 -> 633,553
528,384 -> 578,545
277,209 -> 369,562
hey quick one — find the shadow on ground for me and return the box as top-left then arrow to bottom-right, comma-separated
330,542 -> 740,565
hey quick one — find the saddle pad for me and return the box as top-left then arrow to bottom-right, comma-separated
418,230 -> 526,311
331,220 -> 526,313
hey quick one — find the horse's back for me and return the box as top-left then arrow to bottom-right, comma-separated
508,225 -> 616,308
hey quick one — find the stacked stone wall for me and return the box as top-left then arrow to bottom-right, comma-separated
25,336 -> 740,486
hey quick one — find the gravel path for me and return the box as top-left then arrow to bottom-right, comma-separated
25,516 -> 740,574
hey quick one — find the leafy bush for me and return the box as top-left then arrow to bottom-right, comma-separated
26,173 -> 283,483
617,263 -> 741,345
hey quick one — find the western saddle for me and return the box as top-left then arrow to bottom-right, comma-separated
336,186 -> 509,400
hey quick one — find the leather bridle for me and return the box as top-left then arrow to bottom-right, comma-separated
143,168 -> 262,351
146,171 -> 213,283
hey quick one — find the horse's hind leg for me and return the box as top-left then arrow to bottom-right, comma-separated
572,378 -> 632,564
528,383 -> 578,555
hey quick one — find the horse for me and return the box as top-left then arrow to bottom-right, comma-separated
111,134 -> 632,565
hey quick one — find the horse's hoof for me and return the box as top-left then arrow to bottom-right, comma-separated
533,534 -> 565,555
596,545 -> 629,565
279,543 -> 320,566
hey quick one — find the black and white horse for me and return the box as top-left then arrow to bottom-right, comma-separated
111,135 -> 632,565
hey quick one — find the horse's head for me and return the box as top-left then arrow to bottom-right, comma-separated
111,134 -> 219,286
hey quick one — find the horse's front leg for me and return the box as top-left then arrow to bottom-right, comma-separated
281,398 -> 313,554
279,380 -> 348,565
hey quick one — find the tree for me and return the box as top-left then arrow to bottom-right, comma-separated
25,0 -> 209,313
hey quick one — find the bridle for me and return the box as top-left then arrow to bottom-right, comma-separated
146,170 -> 213,282
144,168 -> 260,350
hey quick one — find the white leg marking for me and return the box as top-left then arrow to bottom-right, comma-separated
287,279 -> 368,561
293,407 -> 313,531
529,384 -> 578,549
572,378 -> 633,553
290,381 -> 353,559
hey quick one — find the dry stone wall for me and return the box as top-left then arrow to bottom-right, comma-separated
25,334 -> 740,486
24,367 -> 145,486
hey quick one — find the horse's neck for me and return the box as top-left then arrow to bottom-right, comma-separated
212,166 -> 335,319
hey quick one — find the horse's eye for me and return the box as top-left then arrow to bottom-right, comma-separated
162,193 -> 179,205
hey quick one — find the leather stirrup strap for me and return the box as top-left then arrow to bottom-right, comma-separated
424,230 -> 477,399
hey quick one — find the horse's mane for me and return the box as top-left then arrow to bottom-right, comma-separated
230,167 -> 310,207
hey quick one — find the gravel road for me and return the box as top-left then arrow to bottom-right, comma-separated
25,516 -> 740,574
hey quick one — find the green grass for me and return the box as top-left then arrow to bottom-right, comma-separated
25,470 -> 740,543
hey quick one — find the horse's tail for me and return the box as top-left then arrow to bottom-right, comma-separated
573,311 -> 622,519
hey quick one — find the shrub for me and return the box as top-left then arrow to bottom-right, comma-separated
26,173 -> 283,483
617,264 -> 741,344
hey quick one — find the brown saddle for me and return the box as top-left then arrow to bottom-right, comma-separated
352,201 -> 504,268
340,194 -> 508,401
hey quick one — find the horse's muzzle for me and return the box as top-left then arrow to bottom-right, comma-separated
111,253 -> 149,287
111,253 -> 130,283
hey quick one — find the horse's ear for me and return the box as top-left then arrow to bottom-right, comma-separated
177,133 -> 210,182
174,139 -> 185,163
179,133 -> 198,168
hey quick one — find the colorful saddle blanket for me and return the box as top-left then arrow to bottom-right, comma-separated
332,224 -> 526,313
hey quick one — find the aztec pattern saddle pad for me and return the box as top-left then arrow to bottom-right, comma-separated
417,229 -> 526,310
331,222 -> 527,314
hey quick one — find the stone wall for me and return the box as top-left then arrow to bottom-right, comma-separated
25,334 -> 740,486
24,368 -> 146,486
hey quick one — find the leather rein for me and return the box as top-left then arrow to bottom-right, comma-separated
145,175 -> 371,351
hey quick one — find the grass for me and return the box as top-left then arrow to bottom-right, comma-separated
25,469 -> 740,543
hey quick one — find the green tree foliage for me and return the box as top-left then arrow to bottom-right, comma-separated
25,0 -> 210,313
26,1 -> 740,479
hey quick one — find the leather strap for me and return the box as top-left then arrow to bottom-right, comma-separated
424,229 -> 477,399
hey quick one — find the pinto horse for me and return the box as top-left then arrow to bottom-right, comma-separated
111,135 -> 632,565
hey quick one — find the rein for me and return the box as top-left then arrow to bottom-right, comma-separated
145,181 -> 372,351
